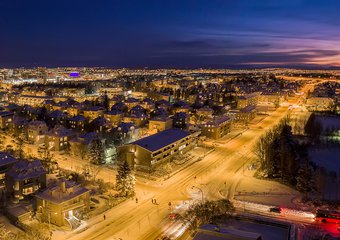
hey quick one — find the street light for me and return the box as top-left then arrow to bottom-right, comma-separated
192,186 -> 204,202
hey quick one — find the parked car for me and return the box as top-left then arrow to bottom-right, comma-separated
269,207 -> 281,213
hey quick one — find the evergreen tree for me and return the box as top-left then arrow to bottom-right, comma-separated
103,94 -> 110,111
279,124 -> 297,182
296,164 -> 315,197
185,199 -> 234,230
115,160 -> 135,197
88,137 -> 105,165
14,132 -> 25,159
304,113 -> 322,142
38,146 -> 55,173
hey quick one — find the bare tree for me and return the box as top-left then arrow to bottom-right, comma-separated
78,144 -> 89,160
85,163 -> 102,182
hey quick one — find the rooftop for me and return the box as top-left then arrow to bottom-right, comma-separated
0,152 -> 17,167
0,111 -> 14,117
36,179 -> 89,204
6,160 -> 46,180
131,128 -> 191,152
206,116 -> 231,126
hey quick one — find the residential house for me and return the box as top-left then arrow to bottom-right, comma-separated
140,98 -> 155,112
149,116 -> 173,132
5,160 -> 46,202
83,106 -> 104,121
147,91 -> 172,102
17,95 -> 51,107
196,106 -> 214,119
69,132 -> 97,158
236,92 -> 259,109
125,97 -> 140,110
156,99 -> 172,111
201,116 -> 231,140
0,111 -> 14,129
67,115 -> 87,132
46,127 -> 76,151
123,111 -> 147,127
35,179 -> 90,228
111,101 -> 128,113
65,101 -> 84,117
0,152 -> 17,197
114,122 -> 139,144
27,121 -> 48,144
99,87 -> 123,98
9,116 -> 28,137
91,116 -> 111,132
228,105 -> 257,125
172,101 -> 191,114
47,110 -> 67,127
104,110 -> 124,127
172,112 -> 190,129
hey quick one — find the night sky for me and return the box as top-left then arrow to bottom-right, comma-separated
1,0 -> 340,68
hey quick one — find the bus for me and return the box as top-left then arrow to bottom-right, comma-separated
315,209 -> 340,223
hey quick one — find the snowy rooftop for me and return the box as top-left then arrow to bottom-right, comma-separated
150,116 -> 172,122
12,116 -> 29,125
206,116 -> 231,126
27,120 -> 47,129
68,115 -> 87,122
240,105 -> 256,112
84,106 -> 104,111
131,128 -> 191,152
6,160 -> 46,180
0,152 -> 17,167
36,179 -> 89,204
125,97 -> 140,103
104,110 -> 123,115
173,112 -> 189,119
197,106 -> 214,112
156,99 -> 171,106
49,110 -> 66,119
0,111 -> 14,117
47,127 -> 75,137
117,122 -> 137,133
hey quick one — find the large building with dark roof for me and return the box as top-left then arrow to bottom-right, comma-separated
118,128 -> 195,171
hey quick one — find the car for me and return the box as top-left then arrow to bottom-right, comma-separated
269,207 -> 281,213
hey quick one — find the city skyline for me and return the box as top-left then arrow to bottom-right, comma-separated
1,0 -> 340,68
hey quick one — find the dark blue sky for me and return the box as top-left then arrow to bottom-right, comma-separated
1,0 -> 340,68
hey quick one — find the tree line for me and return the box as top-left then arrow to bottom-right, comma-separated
254,116 -> 315,195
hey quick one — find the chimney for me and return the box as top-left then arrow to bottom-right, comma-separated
61,180 -> 66,193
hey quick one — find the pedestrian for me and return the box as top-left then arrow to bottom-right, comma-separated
103,214 -> 106,220
151,198 -> 154,204
136,198 -> 138,203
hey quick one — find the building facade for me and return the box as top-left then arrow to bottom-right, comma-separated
118,128 -> 195,171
